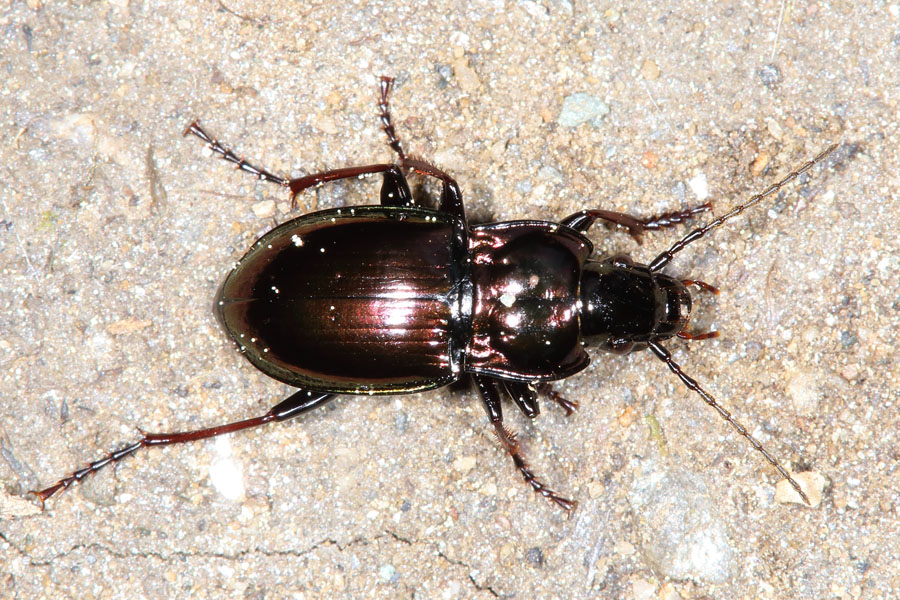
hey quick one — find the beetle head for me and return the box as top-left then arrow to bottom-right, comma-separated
578,255 -> 691,354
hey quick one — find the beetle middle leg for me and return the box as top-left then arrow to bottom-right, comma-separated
32,389 -> 334,506
473,375 -> 576,511
561,204 -> 711,244
184,121 -> 291,188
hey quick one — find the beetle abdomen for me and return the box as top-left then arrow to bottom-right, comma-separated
216,207 -> 462,393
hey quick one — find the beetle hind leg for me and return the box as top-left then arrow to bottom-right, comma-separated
473,375 -> 576,511
31,389 -> 334,506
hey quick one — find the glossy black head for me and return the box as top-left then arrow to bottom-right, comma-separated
578,255 -> 691,354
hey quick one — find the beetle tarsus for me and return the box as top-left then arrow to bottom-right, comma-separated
379,76 -> 407,161
492,421 -> 576,511
182,121 -> 291,189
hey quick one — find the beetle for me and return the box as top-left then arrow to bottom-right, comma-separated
34,77 -> 835,510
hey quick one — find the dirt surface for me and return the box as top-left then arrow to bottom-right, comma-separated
2,1 -> 897,598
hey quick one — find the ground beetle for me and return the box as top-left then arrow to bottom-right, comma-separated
34,78 -> 835,510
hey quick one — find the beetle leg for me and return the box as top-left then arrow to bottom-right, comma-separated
504,382 -> 578,418
677,330 -> 720,341
286,163 -> 403,210
184,121 -> 291,188
681,279 -> 720,295
678,280 -> 721,341
534,383 -> 579,417
379,76 -> 407,161
269,389 -> 336,420
31,389 -> 334,506
396,156 -> 466,221
503,381 -> 540,418
380,165 -> 415,207
472,375 -> 576,511
561,204 -> 711,244
378,76 -> 467,222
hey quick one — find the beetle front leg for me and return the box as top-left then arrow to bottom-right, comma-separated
534,383 -> 579,417
472,375 -> 576,511
561,204 -> 711,244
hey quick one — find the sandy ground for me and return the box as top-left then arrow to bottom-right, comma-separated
1,1 -> 898,598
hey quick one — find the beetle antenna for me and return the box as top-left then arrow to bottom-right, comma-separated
647,340 -> 810,505
649,143 -> 838,272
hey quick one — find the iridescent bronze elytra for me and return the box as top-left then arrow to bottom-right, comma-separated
34,77 -> 835,509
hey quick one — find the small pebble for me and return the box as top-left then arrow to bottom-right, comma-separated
525,547 -> 544,567
687,173 -> 709,201
658,582 -> 682,600
451,56 -> 481,93
632,579 -> 657,600
775,471 -> 827,507
766,117 -> 784,141
750,152 -> 770,176
757,64 -> 781,89
840,364 -> 859,381
378,564 -> 396,583
640,150 -> 659,170
629,462 -> 735,583
558,93 -> 610,128
640,59 -> 660,80
452,455 -> 477,473
618,405 -> 637,427
252,199 -> 276,219
785,369 -> 821,417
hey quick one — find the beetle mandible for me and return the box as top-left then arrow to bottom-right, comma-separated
34,77 -> 835,510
